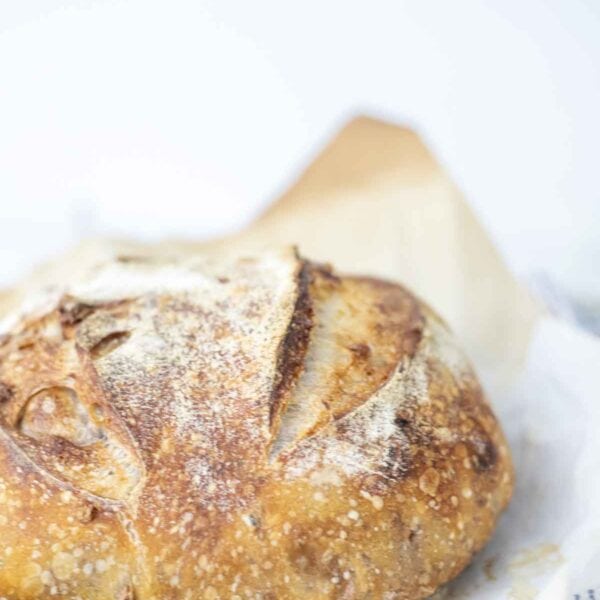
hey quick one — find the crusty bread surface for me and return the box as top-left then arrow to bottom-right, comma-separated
0,248 -> 513,599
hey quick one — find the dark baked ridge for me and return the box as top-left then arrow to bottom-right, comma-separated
0,249 -> 513,599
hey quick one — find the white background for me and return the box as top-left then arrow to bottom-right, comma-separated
0,0 -> 598,299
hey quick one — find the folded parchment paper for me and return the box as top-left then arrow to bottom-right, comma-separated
2,117 -> 597,598
235,117 -> 540,397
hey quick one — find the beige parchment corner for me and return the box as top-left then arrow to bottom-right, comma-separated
234,115 -> 542,389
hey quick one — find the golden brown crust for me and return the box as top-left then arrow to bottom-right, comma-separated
0,249 -> 513,599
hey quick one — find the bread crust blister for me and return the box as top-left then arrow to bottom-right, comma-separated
0,248 -> 513,599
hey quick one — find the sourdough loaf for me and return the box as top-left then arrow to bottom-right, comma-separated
0,248 -> 513,598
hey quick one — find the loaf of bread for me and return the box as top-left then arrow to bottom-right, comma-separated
0,248 -> 513,599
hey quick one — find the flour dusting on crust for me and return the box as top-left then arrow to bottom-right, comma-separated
0,248 -> 514,600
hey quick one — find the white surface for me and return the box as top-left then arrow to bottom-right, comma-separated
0,0 -> 599,298
442,316 -> 600,598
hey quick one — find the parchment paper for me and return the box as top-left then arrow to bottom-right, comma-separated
2,117 -> 598,598
234,117 -> 540,397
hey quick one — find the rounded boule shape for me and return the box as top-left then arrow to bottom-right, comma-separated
0,248 -> 513,599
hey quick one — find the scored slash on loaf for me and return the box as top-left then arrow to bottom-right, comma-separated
0,247 -> 513,599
